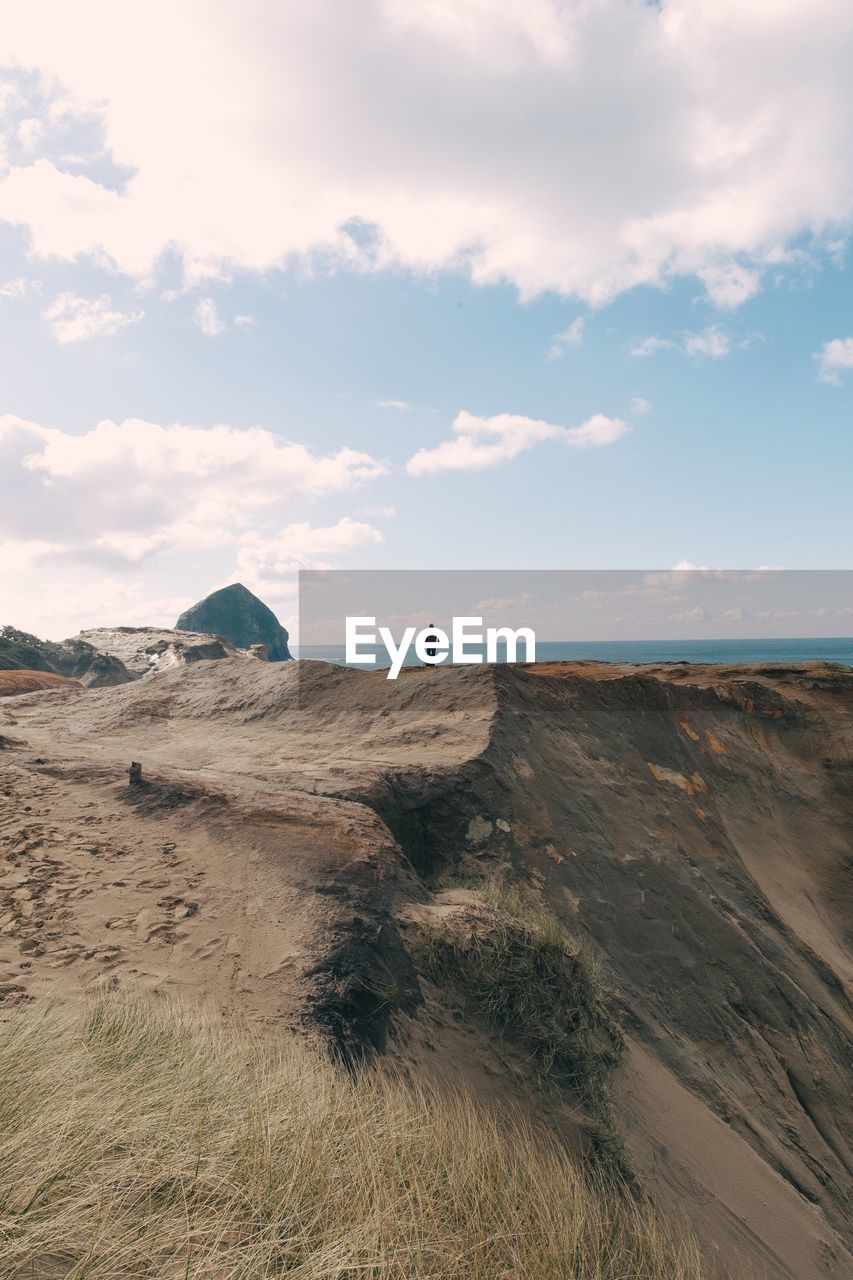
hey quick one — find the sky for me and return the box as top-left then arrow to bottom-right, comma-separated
0,0 -> 852,641
298,571 -> 853,645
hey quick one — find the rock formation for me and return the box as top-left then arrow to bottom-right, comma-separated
175,583 -> 291,661
75,627 -> 246,675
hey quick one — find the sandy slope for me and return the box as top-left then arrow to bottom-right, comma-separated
1,657 -> 850,1279
0,670 -> 81,696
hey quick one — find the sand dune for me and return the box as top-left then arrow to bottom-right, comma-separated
0,669 -> 81,697
0,656 -> 850,1279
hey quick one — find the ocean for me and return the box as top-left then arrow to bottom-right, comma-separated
294,636 -> 853,668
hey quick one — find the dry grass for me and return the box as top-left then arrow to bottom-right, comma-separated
0,994 -> 707,1280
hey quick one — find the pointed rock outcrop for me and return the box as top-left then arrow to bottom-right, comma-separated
175,583 -> 292,662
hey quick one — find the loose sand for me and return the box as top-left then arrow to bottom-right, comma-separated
1,656 -> 850,1279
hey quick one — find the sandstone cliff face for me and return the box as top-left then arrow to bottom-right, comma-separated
175,583 -> 291,661
1,656 -> 850,1280
76,626 -> 244,675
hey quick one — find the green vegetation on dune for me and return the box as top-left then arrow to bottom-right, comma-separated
0,625 -> 71,673
418,882 -> 631,1180
421,884 -> 622,1114
0,625 -> 130,683
0,994 -> 705,1279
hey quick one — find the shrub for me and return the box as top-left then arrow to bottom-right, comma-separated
420,885 -> 622,1115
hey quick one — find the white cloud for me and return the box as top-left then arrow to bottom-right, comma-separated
697,263 -> 761,310
236,517 -> 383,579
0,413 -> 387,568
649,564 -> 783,586
359,504 -> 396,517
41,292 -> 142,343
815,336 -> 853,384
671,605 -> 710,622
407,410 -> 560,475
406,408 -> 627,475
16,116 -> 45,151
755,609 -> 799,621
0,276 -> 30,297
630,336 -> 677,358
193,296 -> 225,336
630,396 -> 652,415
191,300 -> 255,334
1,2 -> 853,302
683,326 -> 732,359
376,398 -> 413,412
631,325 -> 732,359
547,317 -> 584,359
565,413 -> 628,448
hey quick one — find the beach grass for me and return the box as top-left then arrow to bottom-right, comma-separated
0,992 -> 706,1279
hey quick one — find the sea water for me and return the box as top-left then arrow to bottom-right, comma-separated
294,636 -> 853,669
